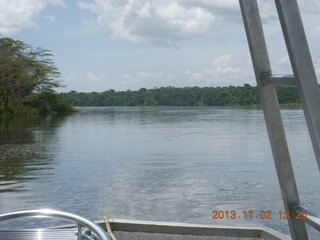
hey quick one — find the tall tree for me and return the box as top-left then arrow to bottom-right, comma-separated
0,38 -> 61,111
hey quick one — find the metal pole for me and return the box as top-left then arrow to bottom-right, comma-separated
274,0 -> 320,171
239,0 -> 308,239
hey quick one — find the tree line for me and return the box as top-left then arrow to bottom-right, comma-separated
59,84 -> 301,107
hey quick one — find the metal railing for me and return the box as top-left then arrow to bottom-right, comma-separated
240,0 -> 320,239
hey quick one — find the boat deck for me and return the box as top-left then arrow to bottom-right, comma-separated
113,231 -> 264,240
0,218 -> 291,240
98,218 -> 291,240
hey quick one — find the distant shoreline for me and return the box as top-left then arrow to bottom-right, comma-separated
59,84 -> 302,107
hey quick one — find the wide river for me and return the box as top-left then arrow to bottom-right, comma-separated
1,106 -> 320,238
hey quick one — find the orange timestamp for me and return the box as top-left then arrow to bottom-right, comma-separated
212,210 -> 308,220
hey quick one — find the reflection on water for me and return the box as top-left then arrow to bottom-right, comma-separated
0,115 -> 67,193
0,107 -> 320,238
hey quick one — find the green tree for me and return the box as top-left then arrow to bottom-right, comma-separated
0,38 -> 61,111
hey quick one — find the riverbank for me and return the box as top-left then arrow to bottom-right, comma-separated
0,92 -> 78,118
59,84 -> 302,107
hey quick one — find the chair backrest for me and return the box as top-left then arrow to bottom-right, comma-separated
0,209 -> 111,240
0,229 -> 79,240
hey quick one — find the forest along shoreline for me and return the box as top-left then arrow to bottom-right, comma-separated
59,84 -> 302,107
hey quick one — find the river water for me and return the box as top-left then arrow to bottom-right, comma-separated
1,106 -> 320,238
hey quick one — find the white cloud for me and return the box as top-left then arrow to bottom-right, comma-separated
78,0 -> 216,46
199,54 -> 251,86
79,0 -> 307,46
78,0 -> 318,46
0,0 -> 66,36
206,54 -> 243,78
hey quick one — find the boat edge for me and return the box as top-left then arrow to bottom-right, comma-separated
97,218 -> 291,240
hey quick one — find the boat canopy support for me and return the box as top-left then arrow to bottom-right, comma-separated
240,0 -> 320,239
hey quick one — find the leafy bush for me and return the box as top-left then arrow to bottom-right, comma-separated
25,92 -> 77,114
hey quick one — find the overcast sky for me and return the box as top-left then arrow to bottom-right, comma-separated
0,0 -> 320,92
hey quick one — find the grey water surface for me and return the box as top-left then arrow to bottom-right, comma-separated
1,106 -> 320,238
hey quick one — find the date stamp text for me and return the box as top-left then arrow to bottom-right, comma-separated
212,210 -> 308,220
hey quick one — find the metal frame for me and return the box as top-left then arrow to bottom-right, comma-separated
240,0 -> 320,239
274,0 -> 320,171
0,209 -> 111,240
